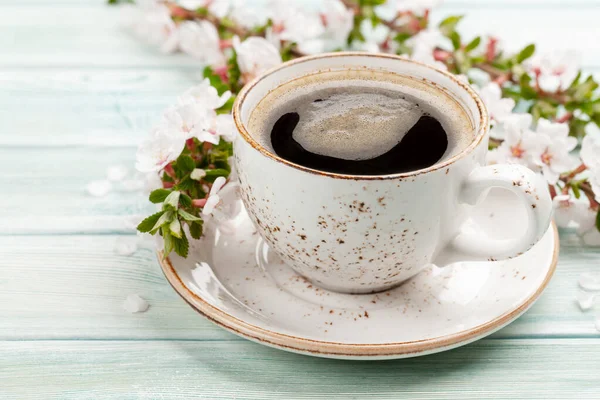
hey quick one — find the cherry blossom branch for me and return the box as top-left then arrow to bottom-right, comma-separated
117,0 -> 600,253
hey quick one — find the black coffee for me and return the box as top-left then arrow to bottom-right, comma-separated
270,108 -> 448,175
248,71 -> 472,175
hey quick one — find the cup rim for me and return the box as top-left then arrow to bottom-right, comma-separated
233,52 -> 489,180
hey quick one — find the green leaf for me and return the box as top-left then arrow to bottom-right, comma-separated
571,183 -> 581,199
516,44 -> 535,63
438,15 -> 463,36
450,31 -> 461,51
169,219 -> 182,238
227,50 -> 241,91
569,71 -> 582,89
178,209 -> 202,222
189,221 -> 203,240
149,189 -> 171,204
163,231 -> 175,258
203,168 -> 230,183
173,230 -> 190,258
519,74 -> 538,100
163,191 -> 181,210
464,36 -> 481,53
359,0 -> 385,6
348,14 -> 366,45
217,95 -> 236,115
137,211 -> 165,233
202,66 -> 230,95
393,32 -> 412,44
151,211 -> 174,234
175,176 -> 195,191
195,7 -> 209,17
180,193 -> 192,208
596,209 -> 600,232
177,155 -> 196,173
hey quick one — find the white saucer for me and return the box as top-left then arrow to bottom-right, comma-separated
158,189 -> 558,360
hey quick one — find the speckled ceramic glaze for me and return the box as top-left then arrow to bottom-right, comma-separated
159,188 -> 558,360
232,53 -> 553,293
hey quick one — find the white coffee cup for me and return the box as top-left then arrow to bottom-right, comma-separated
232,52 -> 552,294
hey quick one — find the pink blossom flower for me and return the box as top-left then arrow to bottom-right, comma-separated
269,2 -> 325,54
530,119 -> 578,184
476,82 -> 515,128
178,20 -> 225,66
406,28 -> 447,70
136,127 -> 186,172
487,113 -> 539,168
351,19 -> 390,53
318,0 -> 354,52
552,195 -> 588,228
178,78 -> 231,110
125,3 -> 179,53
526,51 -> 580,93
233,36 -> 282,83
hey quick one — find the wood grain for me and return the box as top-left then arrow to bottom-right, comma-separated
2,339 -> 600,399
2,1 -> 600,397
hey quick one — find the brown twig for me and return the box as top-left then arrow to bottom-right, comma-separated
165,1 -> 249,37
579,182 -> 600,210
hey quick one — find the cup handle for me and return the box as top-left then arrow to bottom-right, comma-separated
436,164 -> 553,264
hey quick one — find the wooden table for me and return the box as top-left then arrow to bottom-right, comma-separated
2,1 -> 600,398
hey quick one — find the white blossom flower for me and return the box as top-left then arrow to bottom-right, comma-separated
486,113 -> 539,167
476,82 -> 515,128
406,28 -> 447,69
526,51 -> 580,93
178,78 -> 231,110
136,127 -> 186,172
233,36 -> 282,83
178,20 -> 225,66
574,205 -> 600,246
375,0 -> 442,20
269,2 -> 325,54
206,0 -> 270,28
318,0 -> 354,52
530,119 -> 578,184
581,131 -> 600,170
193,113 -> 235,145
125,3 -> 180,54
581,124 -> 600,201
212,113 -> 236,142
202,176 -> 227,216
351,19 -> 390,53
553,195 -> 587,228
163,103 -> 214,141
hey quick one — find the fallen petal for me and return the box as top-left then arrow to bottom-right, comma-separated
114,239 -> 138,256
579,272 -> 600,291
106,165 -> 129,182
86,180 -> 112,197
576,291 -> 595,311
123,294 -> 149,313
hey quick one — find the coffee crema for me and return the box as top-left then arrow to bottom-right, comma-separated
248,70 -> 474,175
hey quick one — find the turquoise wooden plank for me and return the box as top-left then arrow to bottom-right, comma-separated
0,69 -> 200,147
0,6 -> 198,68
0,232 -> 598,340
1,339 -> 600,399
0,148 -> 150,231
